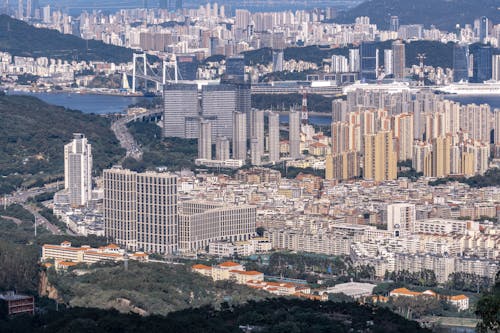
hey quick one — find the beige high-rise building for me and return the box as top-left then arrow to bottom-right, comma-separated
198,120 -> 212,160
268,112 -> 280,163
232,112 -> 247,160
325,151 -> 360,181
412,141 -> 431,173
251,110 -> 265,162
178,201 -> 256,252
363,131 -> 397,181
64,133 -> 93,207
393,113 -> 414,161
103,167 -> 178,254
429,136 -> 452,178
392,40 -> 406,80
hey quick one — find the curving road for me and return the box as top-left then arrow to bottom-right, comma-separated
111,116 -> 144,161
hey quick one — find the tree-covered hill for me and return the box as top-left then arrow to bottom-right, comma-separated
0,94 -> 124,194
0,298 -> 431,332
0,15 -> 134,63
335,0 -> 500,31
47,261 -> 271,316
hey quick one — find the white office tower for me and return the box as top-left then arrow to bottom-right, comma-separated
251,110 -> 265,162
163,84 -> 199,138
384,49 -> 393,75
289,109 -> 301,159
198,120 -> 212,160
103,167 -> 178,254
268,112 -> 280,163
250,138 -> 261,165
387,203 -> 416,237
64,133 -> 92,207
349,49 -> 360,73
493,55 -> 500,81
232,112 -> 247,161
216,136 -> 230,161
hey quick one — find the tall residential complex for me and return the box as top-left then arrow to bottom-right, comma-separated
216,136 -> 230,161
103,167 -> 178,254
289,109 -> 301,159
163,84 -> 199,138
363,131 -> 397,181
391,40 -> 405,80
268,112 -> 280,163
64,133 -> 92,207
251,110 -> 265,164
232,112 -> 247,160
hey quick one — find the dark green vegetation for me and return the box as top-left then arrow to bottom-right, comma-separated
244,41 -> 456,69
476,272 -> 500,333
252,93 -> 334,112
335,0 -> 500,31
123,122 -> 197,172
386,270 -> 437,288
0,203 -> 109,294
429,168 -> 500,188
48,260 -> 270,316
0,94 -> 124,194
0,298 -> 430,333
0,15 -> 134,63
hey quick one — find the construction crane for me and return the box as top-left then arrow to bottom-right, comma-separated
417,53 -> 426,86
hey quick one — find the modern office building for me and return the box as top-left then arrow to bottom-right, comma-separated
363,131 -> 397,181
103,167 -> 178,254
268,112 -> 280,163
232,112 -> 247,160
387,203 -> 416,237
289,109 -> 301,159
493,54 -> 500,82
225,56 -> 245,82
360,42 -> 379,81
478,16 -> 489,43
198,120 -> 212,160
472,46 -> 492,83
349,49 -> 360,73
453,44 -> 470,82
272,50 -> 284,72
64,133 -> 92,207
384,49 -> 393,75
392,40 -> 405,80
163,83 -> 199,138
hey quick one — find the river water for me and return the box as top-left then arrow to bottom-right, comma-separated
7,91 -> 500,126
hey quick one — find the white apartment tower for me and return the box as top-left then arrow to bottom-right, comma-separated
232,112 -> 247,160
289,109 -> 301,159
387,203 -> 416,237
103,167 -> 178,254
198,120 -> 212,160
64,133 -> 93,207
216,136 -> 230,161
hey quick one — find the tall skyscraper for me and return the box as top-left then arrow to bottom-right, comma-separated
387,203 -> 416,237
360,42 -> 379,81
163,84 -> 199,138
390,16 -> 399,32
492,55 -> 500,82
198,120 -> 212,160
393,113 -> 414,161
201,84 -> 250,140
104,167 -> 178,254
363,131 -> 397,181
176,54 -> 198,81
268,112 -> 280,163
250,138 -> 261,166
64,134 -> 92,207
232,112 -> 247,160
17,0 -> 23,19
251,110 -> 265,163
453,44 -> 470,82
479,16 -> 489,42
384,49 -> 393,75
349,49 -> 360,73
392,40 -> 406,80
289,110 -> 301,159
216,136 -> 230,161
429,136 -> 451,178
472,46 -> 492,83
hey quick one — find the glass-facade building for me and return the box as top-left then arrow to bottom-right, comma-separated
472,46 -> 492,83
360,42 -> 379,81
453,44 -> 469,82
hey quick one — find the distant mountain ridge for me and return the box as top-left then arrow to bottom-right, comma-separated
0,15 -> 134,63
336,0 -> 500,30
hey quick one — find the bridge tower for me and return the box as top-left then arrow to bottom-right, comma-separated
132,53 -> 147,93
